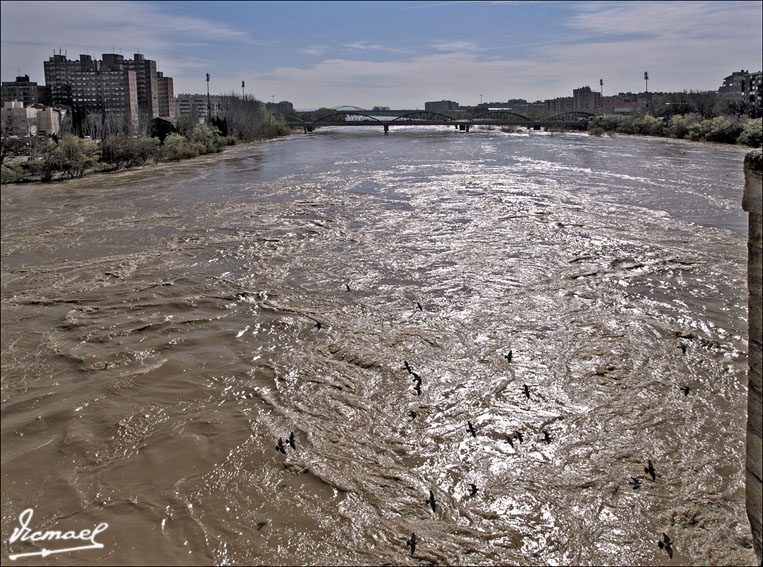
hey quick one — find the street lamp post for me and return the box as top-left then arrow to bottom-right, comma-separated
206,73 -> 211,122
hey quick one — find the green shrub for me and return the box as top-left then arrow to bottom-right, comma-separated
58,134 -> 98,178
736,118 -> 762,148
162,133 -> 198,161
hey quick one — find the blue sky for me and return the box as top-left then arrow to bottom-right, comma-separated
1,1 -> 761,109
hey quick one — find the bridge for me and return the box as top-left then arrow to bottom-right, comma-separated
279,107 -> 598,134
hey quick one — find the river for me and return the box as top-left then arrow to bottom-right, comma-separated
1,127 -> 757,565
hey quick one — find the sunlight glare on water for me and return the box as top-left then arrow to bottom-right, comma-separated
1,127 -> 756,565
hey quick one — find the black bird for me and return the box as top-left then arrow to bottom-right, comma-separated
275,438 -> 287,455
256,521 -> 268,531
404,360 -> 413,375
416,302 -> 423,311
345,283 -> 351,292
406,532 -> 417,555
288,431 -> 296,450
543,430 -> 552,444
504,350 -> 513,364
680,385 -> 691,396
412,372 -> 422,384
680,342 -> 687,354
629,476 -> 642,490
426,490 -> 436,513
470,484 -> 479,496
315,321 -> 322,330
523,384 -> 531,399
515,430 -> 523,444
467,421 -> 477,438
658,533 -> 673,559
414,382 -> 422,396
645,459 -> 656,481
506,435 -> 514,448
409,410 -> 417,420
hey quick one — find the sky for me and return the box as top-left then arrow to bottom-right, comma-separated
1,1 -> 761,110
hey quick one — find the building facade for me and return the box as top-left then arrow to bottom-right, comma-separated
572,86 -> 602,112
719,70 -> 762,115
156,72 -> 175,119
175,93 -> 227,118
1,75 -> 49,106
43,51 -> 173,130
425,100 -> 459,112
265,100 -> 294,113
0,100 -> 65,137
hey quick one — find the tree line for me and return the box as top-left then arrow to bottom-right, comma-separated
1,96 -> 290,183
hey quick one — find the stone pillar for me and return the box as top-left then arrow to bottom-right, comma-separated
744,149 -> 762,563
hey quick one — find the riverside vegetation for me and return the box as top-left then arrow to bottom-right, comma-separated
1,96 -> 289,184
587,113 -> 761,147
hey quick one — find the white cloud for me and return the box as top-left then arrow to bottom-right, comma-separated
343,41 -> 411,54
0,1 -> 256,82
301,45 -> 329,57
431,41 -> 485,52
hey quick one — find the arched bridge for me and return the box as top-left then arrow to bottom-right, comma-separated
280,109 -> 598,133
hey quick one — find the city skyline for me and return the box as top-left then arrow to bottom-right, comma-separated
1,1 -> 761,110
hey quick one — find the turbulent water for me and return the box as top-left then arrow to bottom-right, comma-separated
1,127 -> 757,566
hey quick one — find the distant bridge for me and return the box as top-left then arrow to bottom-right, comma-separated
279,109 -> 598,133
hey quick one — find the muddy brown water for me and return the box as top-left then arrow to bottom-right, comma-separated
1,128 -> 757,565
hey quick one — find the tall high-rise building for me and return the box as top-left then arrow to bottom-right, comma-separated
43,51 -> 174,130
156,72 -> 175,119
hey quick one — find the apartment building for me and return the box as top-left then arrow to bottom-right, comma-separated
425,100 -> 460,112
156,72 -> 175,118
265,100 -> 294,113
0,100 -> 65,137
174,93 -> 226,118
1,75 -> 49,105
43,51 -> 173,128
719,70 -> 762,114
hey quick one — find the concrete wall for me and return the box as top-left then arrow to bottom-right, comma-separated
744,149 -> 762,563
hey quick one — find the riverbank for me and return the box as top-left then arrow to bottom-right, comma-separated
588,113 -> 762,148
1,117 -> 290,185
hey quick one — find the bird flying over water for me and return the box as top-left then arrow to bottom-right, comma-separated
470,484 -> 479,496
416,302 -> 423,311
681,385 -> 691,396
406,532 -> 417,555
345,283 -> 351,292
288,432 -> 295,450
515,430 -> 523,444
645,459 -> 656,481
426,490 -> 436,513
543,430 -> 552,444
506,435 -> 514,448
275,438 -> 286,454
658,533 -> 673,559
505,350 -> 513,363
409,410 -> 417,420
680,342 -> 687,354
414,382 -> 422,396
523,384 -> 531,399
404,360 -> 412,374
467,421 -> 477,438
256,521 -> 268,531
629,476 -> 642,490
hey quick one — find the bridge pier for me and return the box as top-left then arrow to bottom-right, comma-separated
458,124 -> 470,132
304,126 -> 314,133
384,125 -> 389,134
